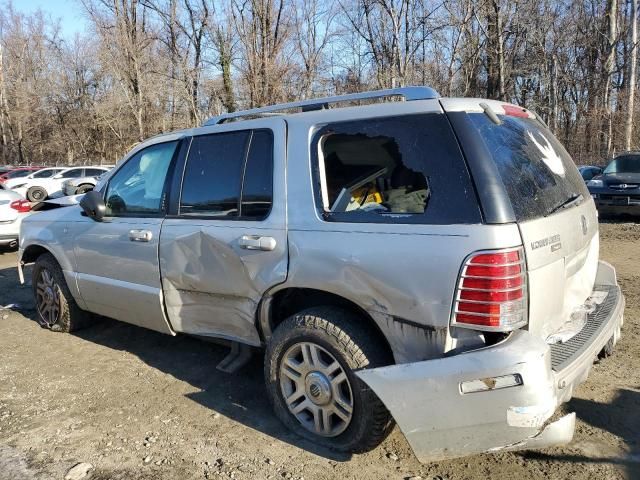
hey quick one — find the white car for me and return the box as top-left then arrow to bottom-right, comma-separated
3,167 -> 66,190
0,189 -> 32,247
13,166 -> 109,202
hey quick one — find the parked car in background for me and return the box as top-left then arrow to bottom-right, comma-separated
0,166 -> 43,184
587,152 -> 640,216
62,169 -> 111,196
0,189 -> 32,248
18,88 -> 624,463
578,165 -> 603,183
13,166 -> 110,201
3,167 -> 67,190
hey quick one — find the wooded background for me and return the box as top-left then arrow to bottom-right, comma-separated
0,0 -> 638,166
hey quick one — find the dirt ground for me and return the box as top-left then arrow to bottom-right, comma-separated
1,221 -> 639,480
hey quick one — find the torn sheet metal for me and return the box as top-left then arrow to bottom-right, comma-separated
506,401 -> 556,428
491,413 -> 576,452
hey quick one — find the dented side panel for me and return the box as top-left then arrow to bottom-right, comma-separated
283,225 -> 522,363
159,223 -> 287,344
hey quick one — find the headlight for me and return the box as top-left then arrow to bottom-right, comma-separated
587,179 -> 603,187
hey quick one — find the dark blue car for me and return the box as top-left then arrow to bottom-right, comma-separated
588,152 -> 640,216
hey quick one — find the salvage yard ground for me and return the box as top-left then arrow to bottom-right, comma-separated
1,222 -> 640,480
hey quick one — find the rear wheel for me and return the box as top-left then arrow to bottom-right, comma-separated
264,307 -> 393,453
32,253 -> 89,332
26,186 -> 47,202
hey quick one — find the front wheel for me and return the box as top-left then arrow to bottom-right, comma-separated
264,307 -> 393,453
33,253 -> 90,332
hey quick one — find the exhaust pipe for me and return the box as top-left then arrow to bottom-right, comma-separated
8,240 -> 17,249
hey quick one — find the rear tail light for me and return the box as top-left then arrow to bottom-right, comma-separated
452,247 -> 527,332
10,199 -> 32,213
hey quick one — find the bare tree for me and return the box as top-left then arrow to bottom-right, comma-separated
625,0 -> 637,150
0,0 -> 639,166
82,0 -> 153,141
231,0 -> 291,107
292,0 -> 336,98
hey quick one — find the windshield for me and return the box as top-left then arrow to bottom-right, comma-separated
468,113 -> 588,221
6,169 -> 33,179
603,156 -> 640,174
33,169 -> 60,178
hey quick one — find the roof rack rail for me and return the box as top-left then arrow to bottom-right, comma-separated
203,86 -> 439,126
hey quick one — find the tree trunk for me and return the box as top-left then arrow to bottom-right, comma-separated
486,0 -> 506,100
625,0 -> 637,151
603,0 -> 618,156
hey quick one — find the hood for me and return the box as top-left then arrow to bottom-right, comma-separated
601,172 -> 640,187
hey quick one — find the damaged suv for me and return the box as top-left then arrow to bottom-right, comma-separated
18,87 -> 624,462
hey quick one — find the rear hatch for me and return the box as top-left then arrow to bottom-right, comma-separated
444,99 -> 598,342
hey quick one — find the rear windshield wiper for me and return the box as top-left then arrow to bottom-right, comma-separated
546,193 -> 584,217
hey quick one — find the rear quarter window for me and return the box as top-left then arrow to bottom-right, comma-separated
311,113 -> 481,225
467,113 -> 589,221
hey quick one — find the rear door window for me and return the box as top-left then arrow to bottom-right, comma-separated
240,130 -> 273,219
180,131 -> 248,217
467,113 -> 588,221
312,113 -> 480,224
179,129 -> 274,220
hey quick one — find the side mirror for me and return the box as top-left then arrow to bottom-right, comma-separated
80,190 -> 107,221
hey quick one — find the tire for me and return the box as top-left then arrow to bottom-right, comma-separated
32,253 -> 90,332
264,306 -> 393,453
26,186 -> 48,202
75,184 -> 94,194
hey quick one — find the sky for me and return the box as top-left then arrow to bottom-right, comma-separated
13,0 -> 89,38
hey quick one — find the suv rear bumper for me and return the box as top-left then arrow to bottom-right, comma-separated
356,260 -> 624,462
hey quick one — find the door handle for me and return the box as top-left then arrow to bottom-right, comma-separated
129,229 -> 153,242
238,235 -> 276,251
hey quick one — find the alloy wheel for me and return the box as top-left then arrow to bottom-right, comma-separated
279,342 -> 354,437
36,268 -> 60,327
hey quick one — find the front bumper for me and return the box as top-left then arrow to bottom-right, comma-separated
592,191 -> 640,215
356,261 -> 624,462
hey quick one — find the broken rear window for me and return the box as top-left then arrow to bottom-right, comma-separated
312,113 -> 480,224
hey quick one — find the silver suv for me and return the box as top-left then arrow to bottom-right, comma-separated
18,87 -> 624,462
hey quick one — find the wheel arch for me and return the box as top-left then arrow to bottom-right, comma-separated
258,287 -> 395,365
21,243 -> 53,265
21,242 -> 86,310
